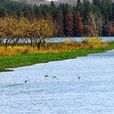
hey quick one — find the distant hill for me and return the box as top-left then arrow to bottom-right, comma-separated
11,0 -> 47,5
58,0 -> 114,3
11,0 -> 114,6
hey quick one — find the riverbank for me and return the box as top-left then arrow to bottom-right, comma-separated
0,41 -> 114,72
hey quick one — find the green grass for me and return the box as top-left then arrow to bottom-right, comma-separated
0,41 -> 114,72
0,68 -> 13,72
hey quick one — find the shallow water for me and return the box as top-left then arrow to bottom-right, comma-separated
0,50 -> 114,114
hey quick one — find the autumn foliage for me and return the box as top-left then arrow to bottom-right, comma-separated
74,12 -> 83,37
109,22 -> 114,36
0,16 -> 55,49
86,12 -> 98,37
64,8 -> 73,36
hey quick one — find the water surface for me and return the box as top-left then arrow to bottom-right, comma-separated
0,50 -> 114,114
47,37 -> 114,42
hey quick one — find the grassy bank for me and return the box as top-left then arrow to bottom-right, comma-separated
0,41 -> 114,72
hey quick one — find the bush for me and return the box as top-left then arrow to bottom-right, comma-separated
81,37 -> 108,48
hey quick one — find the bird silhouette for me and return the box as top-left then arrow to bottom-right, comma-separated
45,75 -> 48,77
24,80 -> 29,83
78,76 -> 80,80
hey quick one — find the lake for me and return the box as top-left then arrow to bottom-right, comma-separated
0,50 -> 114,114
47,37 -> 114,42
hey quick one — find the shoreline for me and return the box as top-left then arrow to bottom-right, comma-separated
0,42 -> 114,72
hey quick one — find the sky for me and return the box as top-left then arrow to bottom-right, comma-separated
47,0 -> 58,1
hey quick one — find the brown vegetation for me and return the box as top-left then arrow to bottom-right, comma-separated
0,37 -> 108,57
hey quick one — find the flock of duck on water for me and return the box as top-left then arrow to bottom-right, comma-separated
44,75 -> 80,79
5,75 -> 80,87
24,75 -> 80,84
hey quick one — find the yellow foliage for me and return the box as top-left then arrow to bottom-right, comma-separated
0,17 -> 55,49
0,46 -> 67,57
81,37 -> 108,48
0,37 -> 108,57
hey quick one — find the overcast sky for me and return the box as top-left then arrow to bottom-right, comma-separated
47,0 -> 58,1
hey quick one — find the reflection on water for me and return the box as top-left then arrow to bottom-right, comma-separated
0,50 -> 114,114
3,83 -> 27,88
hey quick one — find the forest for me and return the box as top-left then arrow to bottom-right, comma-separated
0,0 -> 114,38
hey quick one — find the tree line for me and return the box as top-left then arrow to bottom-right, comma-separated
0,0 -> 114,37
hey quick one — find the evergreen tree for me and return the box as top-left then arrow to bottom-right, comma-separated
33,5 -> 42,19
50,1 -> 56,16
23,5 -> 30,18
100,0 -> 109,22
64,8 -> 73,36
107,0 -> 113,21
74,12 -> 83,36
2,8 -> 7,17
93,0 -> 101,6
40,5 -> 50,17
100,0 -> 112,36
0,8 -> 7,17
83,0 -> 92,22
112,3 -> 114,20
77,0 -> 81,4
54,8 -> 64,36
75,1 -> 84,18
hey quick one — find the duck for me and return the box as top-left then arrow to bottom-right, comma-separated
78,76 -> 80,80
24,80 -> 29,83
52,76 -> 56,79
45,75 -> 48,77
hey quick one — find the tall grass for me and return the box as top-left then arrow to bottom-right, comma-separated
0,46 -> 65,57
0,37 -> 108,57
